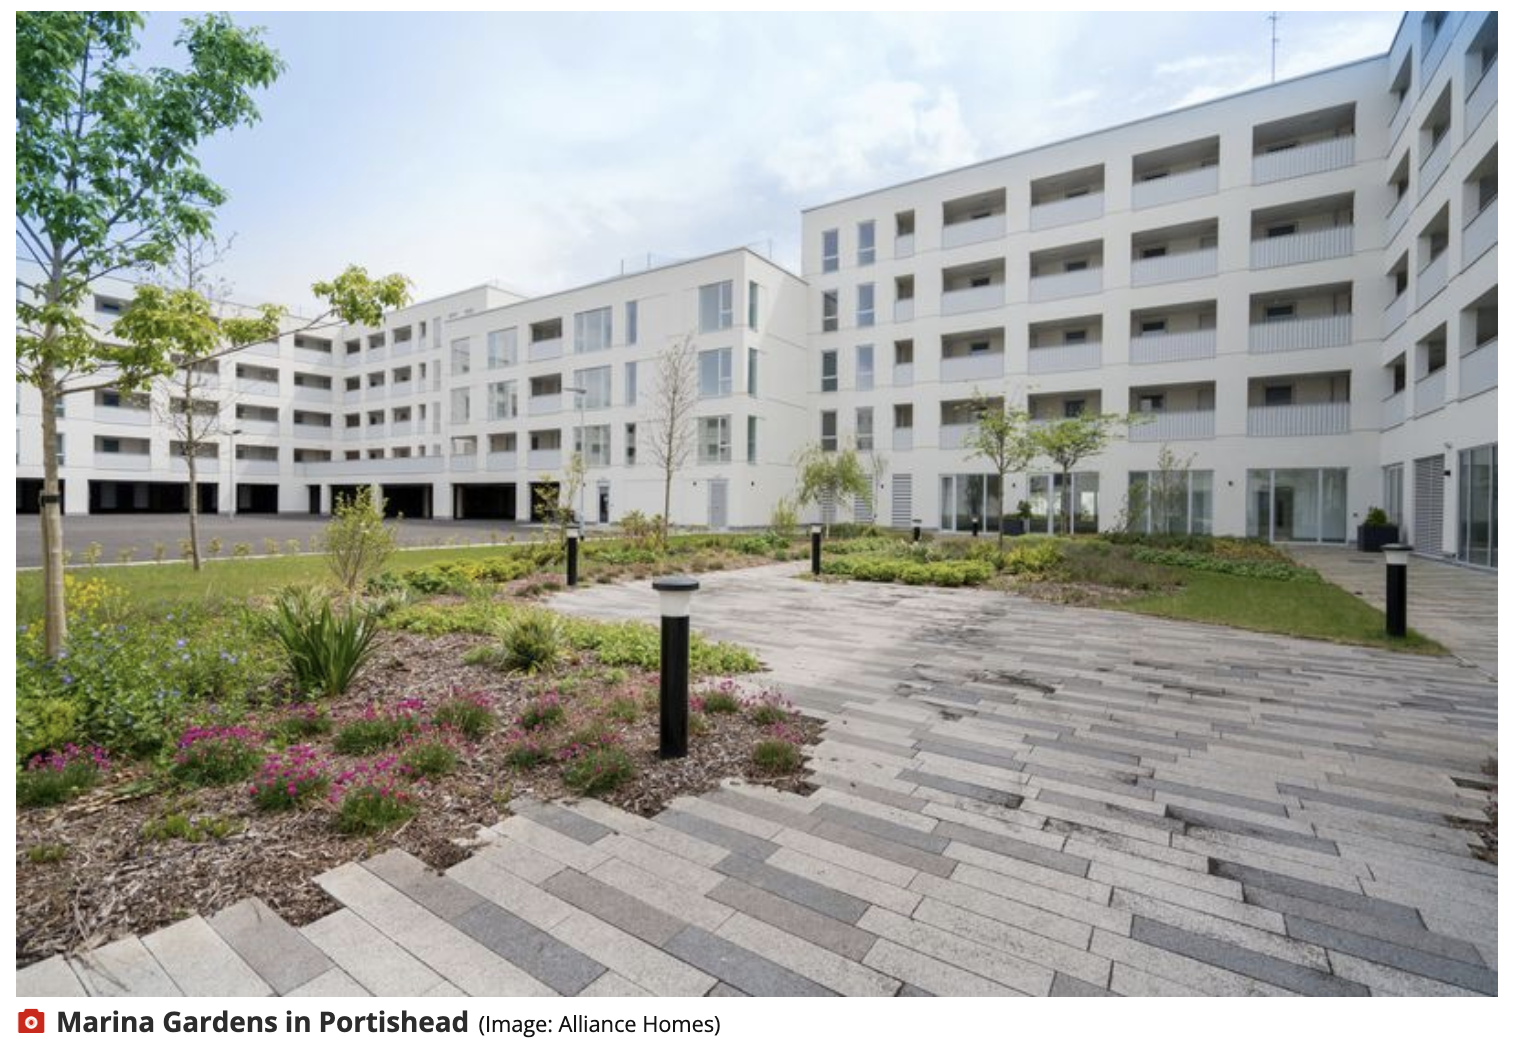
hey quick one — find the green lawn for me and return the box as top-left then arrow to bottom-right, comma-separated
1118,571 -> 1446,654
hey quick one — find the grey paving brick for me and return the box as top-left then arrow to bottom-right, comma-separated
285,969 -> 370,997
1050,971 -> 1114,996
813,802 -> 946,852
653,808 -> 778,860
808,774 -> 930,814
707,878 -> 877,961
933,819 -> 1089,877
516,800 -> 616,844
453,903 -> 605,996
1323,951 -> 1488,998
706,981 -> 748,997
896,982 -> 936,997
717,913 -> 900,996
588,857 -> 736,933
1090,929 -> 1291,996
714,852 -> 870,924
1130,916 -> 1366,996
448,854 -> 577,930
765,846 -> 923,914
578,971 -> 652,997
1170,805 -> 1339,855
300,909 -> 446,997
545,909 -> 715,996
1208,859 -> 1423,925
1280,914 -> 1496,995
541,867 -> 686,946
914,736 -> 1027,772
899,768 -> 1024,808
859,906 -> 1055,995
665,927 -> 834,997
142,916 -> 272,996
911,896 -> 1110,985
863,939 -> 1021,996
68,936 -> 181,997
805,816 -> 958,878
15,955 -> 87,998
363,849 -> 485,922
209,898 -> 332,996
1147,778 -> 1291,816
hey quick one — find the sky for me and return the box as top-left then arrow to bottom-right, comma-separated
126,10 -> 1406,315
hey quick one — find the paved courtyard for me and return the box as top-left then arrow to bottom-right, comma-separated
19,564 -> 1498,996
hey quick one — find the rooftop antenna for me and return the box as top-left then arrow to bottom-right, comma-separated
1268,11 -> 1281,83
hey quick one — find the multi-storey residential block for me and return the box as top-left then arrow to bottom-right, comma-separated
14,12 -> 1497,567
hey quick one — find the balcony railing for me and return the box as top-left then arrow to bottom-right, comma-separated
1029,191 -> 1105,231
1383,292 -> 1408,336
292,385 -> 332,404
1421,23 -> 1452,85
1246,401 -> 1349,437
1415,369 -> 1447,415
245,342 -> 280,359
1129,409 -> 1216,442
343,388 -> 362,405
940,283 -> 1005,316
342,428 -> 363,441
93,406 -> 152,427
1418,137 -> 1451,199
291,423 -> 333,440
938,424 -> 973,449
1130,247 -> 1217,286
1388,96 -> 1412,148
1463,199 -> 1497,268
1385,191 -> 1411,243
528,337 -> 563,362
1417,251 -> 1449,308
892,428 -> 914,452
233,458 -> 280,477
528,393 -> 561,415
94,451 -> 152,471
1252,136 -> 1355,184
450,454 -> 478,473
365,344 -> 388,362
391,339 -> 414,358
235,419 -> 280,437
1381,391 -> 1406,429
1461,341 -> 1497,399
1131,166 -> 1218,209
236,378 -> 279,398
1129,328 -> 1216,365
390,420 -> 413,437
894,234 -> 915,259
527,448 -> 562,471
939,352 -> 1004,383
169,456 -> 219,474
893,299 -> 915,323
292,347 -> 334,366
1247,314 -> 1351,354
390,380 -> 413,399
1028,341 -> 1102,374
893,363 -> 914,387
297,457 -> 435,477
1028,266 -> 1102,302
941,213 -> 1006,249
1249,226 -> 1352,269
486,451 -> 518,472
1467,60 -> 1498,136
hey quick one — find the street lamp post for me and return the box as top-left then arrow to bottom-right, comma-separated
227,427 -> 244,519
564,385 -> 589,528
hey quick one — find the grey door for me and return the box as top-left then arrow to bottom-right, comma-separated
1413,454 -> 1444,554
707,479 -> 728,531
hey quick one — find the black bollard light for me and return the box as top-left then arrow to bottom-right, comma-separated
810,523 -> 823,575
971,516 -> 980,538
912,518 -> 922,544
566,524 -> 581,587
1383,543 -> 1411,637
653,575 -> 699,758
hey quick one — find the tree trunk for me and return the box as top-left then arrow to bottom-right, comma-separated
997,469 -> 1007,549
661,469 -> 672,548
186,451 -> 203,571
1063,468 -> 1075,536
39,371 -> 67,658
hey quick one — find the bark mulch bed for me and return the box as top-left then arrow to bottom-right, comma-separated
16,628 -> 819,967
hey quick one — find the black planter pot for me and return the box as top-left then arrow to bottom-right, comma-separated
1002,518 -> 1028,537
1357,523 -> 1400,552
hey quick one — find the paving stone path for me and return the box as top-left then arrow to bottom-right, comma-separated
19,564 -> 1498,997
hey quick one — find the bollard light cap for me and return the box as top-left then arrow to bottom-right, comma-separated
1382,543 -> 1413,566
653,575 -> 698,618
652,575 -> 700,593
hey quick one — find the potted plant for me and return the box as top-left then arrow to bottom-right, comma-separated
1357,506 -> 1400,552
1003,500 -> 1032,538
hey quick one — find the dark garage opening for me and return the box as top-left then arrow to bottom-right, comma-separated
17,479 -> 64,514
455,483 -> 517,520
381,484 -> 432,520
329,485 -> 364,513
88,481 -> 217,514
236,484 -> 280,514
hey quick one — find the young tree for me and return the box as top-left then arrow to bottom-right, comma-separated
794,444 -> 871,536
644,334 -> 699,547
964,395 -> 1035,547
1030,412 -> 1132,535
16,11 -> 283,656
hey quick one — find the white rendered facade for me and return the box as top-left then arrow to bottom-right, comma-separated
15,12 -> 1497,563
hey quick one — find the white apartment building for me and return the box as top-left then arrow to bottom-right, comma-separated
14,12 -> 1497,566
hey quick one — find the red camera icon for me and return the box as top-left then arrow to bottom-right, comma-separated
19,1009 -> 45,1033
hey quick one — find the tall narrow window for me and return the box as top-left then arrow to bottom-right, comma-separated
625,300 -> 638,345
747,415 -> 758,464
625,361 -> 638,406
625,422 -> 637,465
856,407 -> 874,451
747,347 -> 758,398
856,345 -> 874,391
486,328 -> 517,368
857,220 -> 876,266
822,290 -> 839,333
450,338 -> 471,375
748,281 -> 760,330
821,350 -> 838,392
698,348 -> 733,398
857,283 -> 875,328
820,410 -> 838,452
821,229 -> 839,273
699,281 -> 733,332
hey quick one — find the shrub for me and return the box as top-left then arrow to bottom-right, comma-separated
768,497 -> 799,543
171,725 -> 263,786
398,729 -> 461,779
829,556 -> 995,587
753,724 -> 803,773
263,538 -> 281,556
269,704 -> 333,742
391,600 -> 500,636
1129,547 -> 1319,581
497,610 -> 564,674
518,694 -> 566,732
1001,541 -> 1064,577
83,542 -> 103,566
141,812 -> 243,842
262,588 -> 380,698
432,692 -> 496,740
743,687 -> 795,726
325,487 -> 397,594
502,732 -> 552,769
249,746 -> 330,811
207,538 -> 223,557
331,760 -> 417,834
333,699 -> 426,755
153,542 -> 167,564
285,540 -> 303,556
232,542 -> 253,558
699,679 -> 742,714
17,744 -> 109,808
116,546 -> 136,563
561,745 -> 636,796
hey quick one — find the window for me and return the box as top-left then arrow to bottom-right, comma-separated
1064,399 -> 1086,418
747,416 -> 758,464
748,281 -> 760,330
821,229 -> 839,273
573,307 -> 613,353
857,283 -> 875,328
856,407 -> 874,451
1137,394 -> 1165,413
1063,329 -> 1088,344
450,338 -> 471,376
1140,319 -> 1168,334
432,317 -> 442,348
487,328 -> 517,368
575,424 -> 611,467
1264,304 -> 1296,322
822,290 -> 839,333
968,340 -> 991,355
1128,469 -> 1214,535
1141,245 -> 1168,259
574,366 -> 612,409
1267,223 -> 1297,239
625,361 -> 638,406
820,410 -> 838,452
821,350 -> 839,393
856,345 -> 874,391
857,221 -> 876,266
488,380 -> 518,421
699,281 -> 733,332
450,388 -> 471,423
697,416 -> 731,463
625,423 -> 637,465
1263,384 -> 1294,406
367,371 -> 385,387
625,301 -> 638,345
747,348 -> 758,398
698,348 -> 733,398
1064,259 -> 1089,273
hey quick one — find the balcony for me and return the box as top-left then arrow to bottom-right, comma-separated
1248,314 -> 1351,354
1383,293 -> 1409,336
1421,23 -> 1452,84
1029,191 -> 1104,231
1129,329 -> 1216,365
291,385 -> 332,404
1467,60 -> 1498,136
528,337 -> 563,362
528,393 -> 561,415
1463,200 -> 1497,268
1131,166 -> 1218,210
365,344 -> 388,363
343,388 -> 362,405
93,406 -> 151,427
893,363 -> 914,387
894,234 -> 915,259
342,428 -> 363,441
892,428 -> 913,452
1389,96 -> 1411,148
1415,370 -> 1447,416
1381,391 -> 1406,429
1028,342 -> 1101,374
1028,267 -> 1102,303
939,352 -> 1003,383
389,380 -> 413,399
292,347 -> 333,367
235,419 -> 280,437
245,342 -> 280,359
169,456 -> 219,475
1129,410 -> 1216,442
1385,190 -> 1411,243
940,284 -> 1005,316
893,299 -> 915,323
234,459 -> 279,477
1250,226 -> 1352,269
1417,252 -> 1449,308
390,420 -> 413,437
1461,341 -> 1497,399
1247,401 -> 1349,437
941,213 -> 1006,250
1131,248 -> 1217,287
236,378 -> 280,398
450,454 -> 477,473
391,338 -> 414,358
1252,137 -> 1355,184
528,448 -> 562,471
1418,137 -> 1451,199
486,451 -> 518,472
938,424 -> 972,450
94,452 -> 152,471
